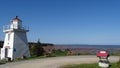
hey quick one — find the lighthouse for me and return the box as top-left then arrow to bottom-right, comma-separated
1,16 -> 30,61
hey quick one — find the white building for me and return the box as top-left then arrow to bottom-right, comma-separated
1,16 -> 30,61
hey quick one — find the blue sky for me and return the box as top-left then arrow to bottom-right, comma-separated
0,0 -> 120,45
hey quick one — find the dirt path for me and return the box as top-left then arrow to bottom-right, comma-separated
0,55 -> 119,68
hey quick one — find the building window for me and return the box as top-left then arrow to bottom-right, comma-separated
14,48 -> 16,52
8,34 -> 10,41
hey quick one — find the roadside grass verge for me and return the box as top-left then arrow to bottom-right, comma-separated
60,63 -> 117,68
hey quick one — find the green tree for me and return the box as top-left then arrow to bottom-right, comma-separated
30,39 -> 45,57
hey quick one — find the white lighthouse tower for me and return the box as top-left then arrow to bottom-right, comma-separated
1,16 -> 30,61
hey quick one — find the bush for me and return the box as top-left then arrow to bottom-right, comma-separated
117,59 -> 120,67
0,59 -> 6,64
53,49 -> 68,56
30,40 -> 45,57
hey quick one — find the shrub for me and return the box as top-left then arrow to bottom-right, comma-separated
117,59 -> 120,68
0,59 -> 6,64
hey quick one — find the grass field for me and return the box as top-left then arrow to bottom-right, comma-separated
61,63 -> 118,68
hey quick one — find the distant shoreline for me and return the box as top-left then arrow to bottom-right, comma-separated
55,44 -> 120,48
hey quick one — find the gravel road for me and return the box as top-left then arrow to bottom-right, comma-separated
0,55 -> 119,68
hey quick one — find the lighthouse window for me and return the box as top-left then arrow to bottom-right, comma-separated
14,48 -> 16,52
8,34 -> 10,41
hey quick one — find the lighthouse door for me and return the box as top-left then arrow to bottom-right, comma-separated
5,48 -> 8,58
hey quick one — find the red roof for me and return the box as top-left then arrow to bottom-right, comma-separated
96,51 -> 109,57
12,16 -> 22,22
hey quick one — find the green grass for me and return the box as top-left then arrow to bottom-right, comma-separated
61,63 -> 118,68
53,50 -> 67,56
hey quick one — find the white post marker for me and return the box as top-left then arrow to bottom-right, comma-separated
96,51 -> 110,68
